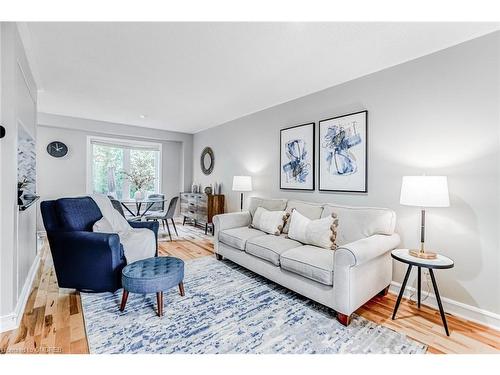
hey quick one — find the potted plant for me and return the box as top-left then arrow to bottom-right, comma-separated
18,177 -> 28,205
122,162 -> 156,200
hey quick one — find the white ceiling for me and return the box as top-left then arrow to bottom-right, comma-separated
25,22 -> 499,134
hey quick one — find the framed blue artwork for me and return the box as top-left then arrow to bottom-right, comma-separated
319,110 -> 367,193
280,122 -> 315,191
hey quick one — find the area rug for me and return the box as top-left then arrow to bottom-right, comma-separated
157,220 -> 213,242
81,256 -> 427,354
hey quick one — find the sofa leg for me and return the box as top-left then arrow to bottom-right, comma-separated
215,253 -> 223,261
337,312 -> 351,326
378,285 -> 390,297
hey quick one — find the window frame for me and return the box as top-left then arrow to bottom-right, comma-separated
86,135 -> 163,199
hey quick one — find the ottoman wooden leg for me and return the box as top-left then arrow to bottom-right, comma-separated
178,282 -> 185,296
120,290 -> 129,312
157,292 -> 163,317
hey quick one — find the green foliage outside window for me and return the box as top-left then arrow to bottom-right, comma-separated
92,145 -> 125,199
126,149 -> 157,197
92,143 -> 158,200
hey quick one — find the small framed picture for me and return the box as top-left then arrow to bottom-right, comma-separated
318,110 -> 367,193
280,122 -> 315,190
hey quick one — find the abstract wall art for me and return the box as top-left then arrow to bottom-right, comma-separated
319,110 -> 367,192
17,121 -> 37,195
280,122 -> 315,190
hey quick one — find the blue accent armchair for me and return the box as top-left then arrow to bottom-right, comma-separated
40,197 -> 159,292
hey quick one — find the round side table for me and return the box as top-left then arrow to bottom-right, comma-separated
391,249 -> 454,336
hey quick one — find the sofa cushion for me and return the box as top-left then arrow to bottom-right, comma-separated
283,200 -> 324,233
280,245 -> 334,286
56,197 -> 103,231
251,207 -> 287,235
321,204 -> 396,245
248,197 -> 288,217
246,235 -> 302,266
219,226 -> 266,251
288,210 -> 338,250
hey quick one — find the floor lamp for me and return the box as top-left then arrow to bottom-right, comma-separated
232,176 -> 252,211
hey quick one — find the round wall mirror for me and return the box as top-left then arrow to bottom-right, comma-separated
200,147 -> 214,175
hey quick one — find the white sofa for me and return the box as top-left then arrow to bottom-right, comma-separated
213,197 -> 400,326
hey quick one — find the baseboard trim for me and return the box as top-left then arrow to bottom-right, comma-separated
389,281 -> 500,331
0,254 -> 41,333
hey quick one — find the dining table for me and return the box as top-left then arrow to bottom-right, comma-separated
120,198 -> 168,218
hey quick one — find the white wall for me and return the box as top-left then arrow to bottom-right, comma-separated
193,32 -> 500,318
0,22 -> 39,331
0,22 -> 4,325
36,113 -> 193,230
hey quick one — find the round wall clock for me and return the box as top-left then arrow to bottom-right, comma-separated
47,141 -> 68,158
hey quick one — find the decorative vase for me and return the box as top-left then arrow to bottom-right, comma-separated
134,190 -> 144,200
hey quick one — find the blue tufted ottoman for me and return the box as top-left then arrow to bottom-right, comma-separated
120,256 -> 185,316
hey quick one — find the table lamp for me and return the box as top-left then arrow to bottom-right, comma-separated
232,176 -> 252,211
400,176 -> 450,259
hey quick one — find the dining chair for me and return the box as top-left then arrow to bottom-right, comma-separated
146,196 -> 179,241
108,196 -> 140,221
147,193 -> 165,212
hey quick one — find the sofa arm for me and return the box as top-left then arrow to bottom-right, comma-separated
53,231 -> 124,265
47,231 -> 126,291
335,233 -> 400,267
213,211 -> 252,234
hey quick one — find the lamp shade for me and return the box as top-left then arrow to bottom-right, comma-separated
232,176 -> 252,192
400,176 -> 450,207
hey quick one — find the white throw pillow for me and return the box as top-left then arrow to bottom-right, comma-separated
251,206 -> 288,235
288,209 -> 338,250
282,200 -> 324,233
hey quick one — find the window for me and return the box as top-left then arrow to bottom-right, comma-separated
88,137 -> 161,200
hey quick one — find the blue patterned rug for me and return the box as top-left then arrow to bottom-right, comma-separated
81,256 -> 427,354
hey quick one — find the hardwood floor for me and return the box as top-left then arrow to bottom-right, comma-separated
1,221 -> 499,354
358,294 -> 500,354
